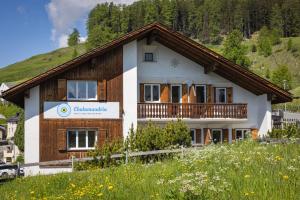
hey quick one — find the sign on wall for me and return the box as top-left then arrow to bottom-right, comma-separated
44,102 -> 120,119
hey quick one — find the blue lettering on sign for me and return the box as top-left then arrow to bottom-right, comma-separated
73,106 -> 108,112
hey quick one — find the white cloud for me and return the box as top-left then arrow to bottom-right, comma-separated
46,0 -> 137,47
79,36 -> 87,43
17,5 -> 26,14
58,34 -> 69,48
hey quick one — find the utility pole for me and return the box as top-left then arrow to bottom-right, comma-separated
283,80 -> 287,112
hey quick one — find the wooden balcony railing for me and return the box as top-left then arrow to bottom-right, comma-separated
138,103 -> 247,119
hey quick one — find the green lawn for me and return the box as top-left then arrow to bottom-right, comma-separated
0,141 -> 299,199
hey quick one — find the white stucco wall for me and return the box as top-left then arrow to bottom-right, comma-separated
137,39 -> 272,136
123,40 -> 138,139
24,86 -> 40,175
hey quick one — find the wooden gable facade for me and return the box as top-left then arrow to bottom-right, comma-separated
39,47 -> 123,162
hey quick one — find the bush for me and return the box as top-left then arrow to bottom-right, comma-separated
287,38 -> 293,51
74,139 -> 124,170
126,120 -> 191,152
267,124 -> 300,139
251,44 -> 257,52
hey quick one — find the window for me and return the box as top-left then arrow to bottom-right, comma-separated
212,129 -> 222,144
196,85 -> 206,103
67,130 -> 97,150
235,129 -> 251,140
216,88 -> 226,103
144,53 -> 154,62
67,81 -> 97,100
190,129 -> 196,144
144,84 -> 160,102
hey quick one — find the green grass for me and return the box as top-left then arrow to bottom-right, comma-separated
0,44 -> 86,83
0,141 -> 299,199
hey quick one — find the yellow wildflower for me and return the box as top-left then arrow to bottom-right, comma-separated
108,185 -> 113,190
282,175 -> 289,180
30,191 -> 35,195
97,193 -> 103,197
244,175 -> 251,178
275,156 -> 283,161
70,183 -> 76,188
244,192 -> 249,196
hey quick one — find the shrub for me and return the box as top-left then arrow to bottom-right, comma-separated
287,38 -> 293,51
267,124 -> 300,138
251,44 -> 257,52
74,139 -> 124,170
126,120 -> 191,152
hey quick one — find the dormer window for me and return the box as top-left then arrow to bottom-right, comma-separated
144,52 -> 154,62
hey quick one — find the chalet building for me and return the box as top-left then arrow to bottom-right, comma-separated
2,23 -> 292,175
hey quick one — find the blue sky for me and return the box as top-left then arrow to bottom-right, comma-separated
0,0 -> 136,68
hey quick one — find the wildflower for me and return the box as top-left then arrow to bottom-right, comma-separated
244,192 -> 249,196
275,156 -> 283,161
108,185 -> 113,190
282,175 -> 289,180
30,191 -> 35,195
244,175 -> 251,178
97,193 -> 103,197
70,183 -> 76,188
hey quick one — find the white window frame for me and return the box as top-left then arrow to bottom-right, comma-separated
144,84 -> 160,102
190,129 -> 196,145
235,129 -> 251,140
211,129 -> 223,144
215,88 -> 227,103
195,85 -> 206,103
67,130 -> 98,150
171,84 -> 182,103
67,80 -> 98,101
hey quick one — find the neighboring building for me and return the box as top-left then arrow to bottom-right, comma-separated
0,125 -> 6,141
2,23 -> 292,175
2,114 -> 20,163
272,110 -> 300,129
0,82 -> 15,104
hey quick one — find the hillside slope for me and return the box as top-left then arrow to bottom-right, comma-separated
0,44 -> 86,83
0,37 -> 299,93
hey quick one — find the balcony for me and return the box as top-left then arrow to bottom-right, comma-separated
138,103 -> 247,119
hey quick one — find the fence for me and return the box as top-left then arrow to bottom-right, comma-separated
11,139 -> 300,176
20,146 -> 204,172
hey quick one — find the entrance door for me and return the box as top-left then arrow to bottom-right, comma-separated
212,129 -> 222,144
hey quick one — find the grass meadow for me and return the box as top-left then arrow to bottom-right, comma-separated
0,141 -> 299,200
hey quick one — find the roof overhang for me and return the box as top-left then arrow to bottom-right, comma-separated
2,22 -> 293,107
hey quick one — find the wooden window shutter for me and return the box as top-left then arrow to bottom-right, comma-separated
160,84 -> 170,103
98,129 -> 109,144
232,129 -> 236,141
57,129 -> 67,151
222,129 -> 229,143
251,128 -> 258,140
206,85 -> 214,103
98,80 -> 107,101
140,83 -> 144,103
203,128 -> 211,145
182,84 -> 188,103
196,129 -> 201,144
227,87 -> 233,103
57,79 -> 66,100
189,84 -> 196,103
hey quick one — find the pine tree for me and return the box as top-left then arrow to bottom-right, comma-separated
72,48 -> 78,58
270,4 -> 283,36
223,29 -> 250,68
258,26 -> 272,57
271,65 -> 292,89
68,28 -> 80,47
86,26 -> 116,50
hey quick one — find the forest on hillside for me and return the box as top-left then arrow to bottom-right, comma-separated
84,0 -> 300,49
